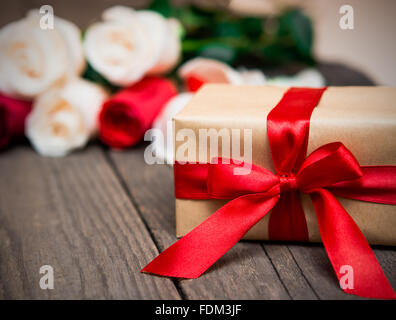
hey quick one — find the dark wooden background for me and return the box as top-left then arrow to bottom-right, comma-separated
2,137 -> 396,300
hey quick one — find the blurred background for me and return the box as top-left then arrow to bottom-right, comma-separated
0,0 -> 395,85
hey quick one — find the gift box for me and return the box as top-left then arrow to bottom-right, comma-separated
143,85 -> 396,299
173,85 -> 396,245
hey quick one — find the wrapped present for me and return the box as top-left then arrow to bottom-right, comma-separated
173,85 -> 396,245
142,85 -> 396,299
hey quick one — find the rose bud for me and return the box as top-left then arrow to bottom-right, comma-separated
0,94 -> 32,150
178,57 -> 267,92
99,76 -> 177,149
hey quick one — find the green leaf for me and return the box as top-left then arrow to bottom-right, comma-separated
214,21 -> 243,38
148,0 -> 173,17
278,9 -> 313,60
178,7 -> 212,34
260,44 -> 296,63
150,3 -> 315,69
198,43 -> 236,64
240,17 -> 263,39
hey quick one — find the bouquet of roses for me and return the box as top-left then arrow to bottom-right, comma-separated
0,2 -> 320,157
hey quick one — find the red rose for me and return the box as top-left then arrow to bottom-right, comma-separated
0,93 -> 32,150
99,76 -> 177,149
185,75 -> 205,92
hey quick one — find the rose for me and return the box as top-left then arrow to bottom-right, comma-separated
0,94 -> 32,149
151,93 -> 193,164
0,10 -> 85,100
148,18 -> 181,75
179,58 -> 325,90
26,79 -> 108,157
84,6 -> 181,86
178,58 -> 267,92
99,76 -> 177,149
49,12 -> 86,77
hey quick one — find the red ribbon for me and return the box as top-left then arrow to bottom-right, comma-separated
142,87 -> 396,299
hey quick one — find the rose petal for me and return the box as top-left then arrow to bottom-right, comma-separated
26,79 -> 108,156
0,93 -> 32,149
178,58 -> 243,91
0,10 -> 84,99
152,92 -> 193,164
84,6 -> 162,86
99,76 -> 177,149
148,18 -> 181,74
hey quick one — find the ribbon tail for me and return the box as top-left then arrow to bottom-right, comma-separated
310,188 -> 396,299
142,193 -> 279,278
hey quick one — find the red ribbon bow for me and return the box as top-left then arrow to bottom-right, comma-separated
142,87 -> 396,299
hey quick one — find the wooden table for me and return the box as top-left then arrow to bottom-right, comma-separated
1,64 -> 395,300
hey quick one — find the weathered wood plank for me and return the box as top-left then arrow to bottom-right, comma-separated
109,145 -> 296,299
285,244 -> 362,300
262,244 -> 318,300
272,240 -> 396,300
373,248 -> 396,289
282,237 -> 396,299
110,145 -> 396,300
0,145 -> 180,299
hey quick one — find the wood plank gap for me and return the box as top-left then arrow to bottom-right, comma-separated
260,245 -> 292,299
0,146 -> 180,299
285,246 -> 320,300
102,148 -> 188,300
108,145 -> 291,299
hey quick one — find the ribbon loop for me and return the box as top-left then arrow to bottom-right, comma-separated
207,158 -> 279,199
297,142 -> 363,193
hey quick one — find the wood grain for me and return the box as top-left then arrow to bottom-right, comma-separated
109,145 -> 306,299
109,145 -> 396,300
0,145 -> 180,299
0,144 -> 395,300
0,55 -> 393,299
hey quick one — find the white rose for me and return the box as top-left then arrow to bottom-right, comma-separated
178,58 -> 267,87
0,10 -> 84,99
148,18 -> 181,75
84,6 -> 181,86
48,14 -> 86,76
26,79 -> 108,157
152,93 -> 193,164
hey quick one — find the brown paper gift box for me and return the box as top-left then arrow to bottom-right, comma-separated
173,85 -> 396,245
